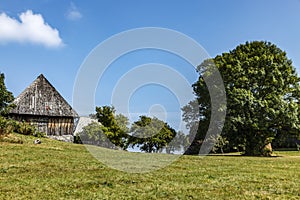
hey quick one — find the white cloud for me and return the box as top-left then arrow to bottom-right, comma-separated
0,10 -> 63,48
66,2 -> 82,21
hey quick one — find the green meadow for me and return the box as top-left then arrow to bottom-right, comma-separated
1,134 -> 299,199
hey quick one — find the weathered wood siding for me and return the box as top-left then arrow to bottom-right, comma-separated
47,118 -> 74,135
10,74 -> 78,117
10,114 -> 76,136
9,74 -> 79,137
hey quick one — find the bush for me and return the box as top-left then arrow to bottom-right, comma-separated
33,131 -> 45,138
0,117 -> 23,143
0,116 -> 45,138
0,116 -> 15,136
14,121 -> 36,135
14,121 -> 45,137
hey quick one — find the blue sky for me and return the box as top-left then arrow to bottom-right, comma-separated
1,0 -> 300,131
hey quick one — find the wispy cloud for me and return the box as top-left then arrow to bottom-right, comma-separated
66,2 -> 82,21
0,10 -> 63,48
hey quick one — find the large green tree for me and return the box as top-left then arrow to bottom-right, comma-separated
0,73 -> 14,115
183,41 -> 300,156
128,116 -> 177,153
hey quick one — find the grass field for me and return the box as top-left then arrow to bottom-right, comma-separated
1,134 -> 299,199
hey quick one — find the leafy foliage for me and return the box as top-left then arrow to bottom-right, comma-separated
95,106 -> 128,149
0,116 -> 14,136
0,116 -> 43,140
164,131 -> 190,154
183,41 -> 300,156
272,131 -> 300,149
128,116 -> 176,153
0,72 -> 42,139
14,121 -> 36,136
15,120 -> 45,137
89,106 -> 180,153
0,73 -> 14,115
78,121 -> 113,148
207,135 -> 229,154
115,113 -> 130,134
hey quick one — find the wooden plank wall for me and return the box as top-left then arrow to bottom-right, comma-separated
10,114 -> 75,136
47,118 -> 74,136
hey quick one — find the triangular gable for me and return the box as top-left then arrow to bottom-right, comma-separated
10,74 -> 78,117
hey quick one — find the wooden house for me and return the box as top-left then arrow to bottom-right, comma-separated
9,74 -> 79,140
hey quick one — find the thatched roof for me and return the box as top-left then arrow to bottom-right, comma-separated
10,74 -> 78,117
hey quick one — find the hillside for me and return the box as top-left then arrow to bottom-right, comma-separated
1,134 -> 300,199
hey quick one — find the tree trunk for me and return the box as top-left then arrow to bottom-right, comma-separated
263,143 -> 272,157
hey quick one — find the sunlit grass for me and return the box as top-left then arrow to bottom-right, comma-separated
1,134 -> 299,199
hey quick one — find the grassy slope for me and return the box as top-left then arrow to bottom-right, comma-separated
1,134 -> 299,200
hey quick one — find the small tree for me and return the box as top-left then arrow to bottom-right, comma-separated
95,106 -> 129,149
78,121 -> 113,148
128,116 -> 176,153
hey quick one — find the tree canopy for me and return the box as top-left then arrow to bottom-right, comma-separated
183,41 -> 300,156
0,73 -> 14,115
81,106 -> 180,153
95,106 -> 128,149
77,121 -> 112,147
165,130 -> 190,154
128,116 -> 177,153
